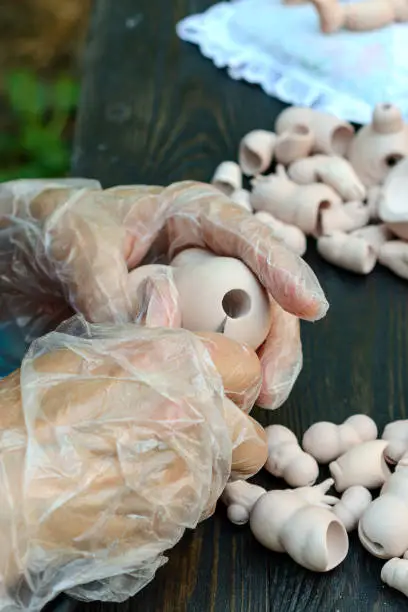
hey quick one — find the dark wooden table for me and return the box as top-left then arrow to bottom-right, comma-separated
72,1 -> 408,610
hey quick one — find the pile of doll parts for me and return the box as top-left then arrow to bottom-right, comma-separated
211,103 -> 408,279
221,414 -> 408,598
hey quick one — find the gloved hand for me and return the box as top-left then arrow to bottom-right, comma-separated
0,179 -> 329,409
0,316 -> 267,610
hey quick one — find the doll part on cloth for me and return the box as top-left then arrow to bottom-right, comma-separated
176,0 -> 408,124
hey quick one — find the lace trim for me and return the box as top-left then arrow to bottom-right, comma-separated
176,1 -> 407,125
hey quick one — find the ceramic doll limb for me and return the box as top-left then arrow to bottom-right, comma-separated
264,425 -> 319,487
359,469 -> 408,559
332,486 -> 372,531
257,299 -> 302,410
351,225 -> 394,255
382,552 -> 408,598
348,105 -> 408,188
312,0 -> 398,33
221,480 -> 267,525
382,420 -> 408,465
288,156 -> 366,202
254,212 -> 307,257
251,166 -> 342,235
211,162 -> 242,196
275,108 -> 354,156
239,130 -> 276,176
379,241 -> 408,280
274,125 -> 314,165
319,201 -> 370,235
249,483 -> 348,572
303,415 -> 378,464
230,189 -> 253,212
317,233 -> 377,274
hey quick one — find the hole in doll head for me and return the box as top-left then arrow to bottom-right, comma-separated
331,126 -> 354,157
382,103 -> 392,110
385,153 -> 404,168
325,521 -> 349,571
293,124 -> 310,136
222,289 -> 251,319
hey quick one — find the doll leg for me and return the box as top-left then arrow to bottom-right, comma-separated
311,0 -> 345,33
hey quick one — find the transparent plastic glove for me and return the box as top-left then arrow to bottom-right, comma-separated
0,316 -> 266,610
257,299 -> 302,409
0,179 -> 328,410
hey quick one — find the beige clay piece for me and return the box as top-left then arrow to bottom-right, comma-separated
379,241 -> 408,280
312,0 -> 408,34
230,188 -> 253,212
381,551 -> 408,598
303,414 -> 378,464
251,165 -> 341,235
275,107 -> 354,156
382,420 -> 408,465
359,467 -> 408,559
239,130 -> 277,176
288,155 -> 366,202
171,248 -> 271,349
332,486 -> 372,532
329,439 -> 392,493
319,201 -> 370,235
211,162 -> 242,196
254,211 -> 307,256
249,479 -> 348,572
350,224 -> 394,255
348,103 -> 408,188
316,232 -> 377,275
264,424 -> 319,487
221,480 -> 266,525
274,125 -> 314,165
377,157 -> 408,240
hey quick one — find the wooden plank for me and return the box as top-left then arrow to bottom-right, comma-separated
73,1 -> 408,610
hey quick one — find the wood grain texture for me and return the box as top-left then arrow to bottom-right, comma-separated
73,0 -> 408,610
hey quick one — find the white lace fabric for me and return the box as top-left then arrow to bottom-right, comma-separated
176,0 -> 408,124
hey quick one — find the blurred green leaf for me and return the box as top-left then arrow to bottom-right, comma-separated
0,163 -> 44,181
53,76 -> 80,112
39,147 -> 70,172
21,125 -> 48,154
22,127 -> 69,171
5,70 -> 48,118
0,133 -> 20,156
1,69 -> 77,180
16,163 -> 50,179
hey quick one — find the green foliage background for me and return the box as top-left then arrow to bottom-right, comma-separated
0,70 -> 79,181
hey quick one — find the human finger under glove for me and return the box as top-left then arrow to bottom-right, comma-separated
0,317 -> 267,610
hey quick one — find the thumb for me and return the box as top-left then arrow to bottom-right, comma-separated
128,265 -> 182,328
